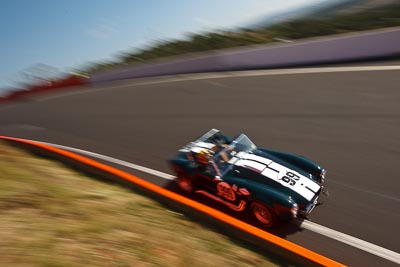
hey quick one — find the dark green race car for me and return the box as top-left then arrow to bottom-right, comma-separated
169,129 -> 326,228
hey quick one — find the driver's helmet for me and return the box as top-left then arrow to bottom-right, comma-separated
196,149 -> 212,165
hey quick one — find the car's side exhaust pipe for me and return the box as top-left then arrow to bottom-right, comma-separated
195,190 -> 246,212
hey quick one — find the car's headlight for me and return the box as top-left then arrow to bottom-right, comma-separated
290,203 -> 299,217
321,169 -> 326,179
320,169 -> 326,182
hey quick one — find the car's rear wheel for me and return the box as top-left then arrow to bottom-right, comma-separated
249,202 -> 277,228
176,172 -> 195,194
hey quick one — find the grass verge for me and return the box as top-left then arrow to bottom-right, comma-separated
0,141 -> 280,267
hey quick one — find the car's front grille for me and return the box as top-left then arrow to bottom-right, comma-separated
298,188 -> 321,217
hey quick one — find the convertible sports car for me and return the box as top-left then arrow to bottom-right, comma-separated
169,129 -> 326,228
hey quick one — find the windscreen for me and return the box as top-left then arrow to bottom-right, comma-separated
213,134 -> 257,176
231,134 -> 257,153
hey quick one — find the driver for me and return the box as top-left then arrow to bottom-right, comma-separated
196,149 -> 212,165
195,149 -> 222,179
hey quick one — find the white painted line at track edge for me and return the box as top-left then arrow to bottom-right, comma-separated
29,139 -> 400,264
37,141 -> 175,180
36,65 -> 400,102
95,65 -> 400,91
300,220 -> 400,264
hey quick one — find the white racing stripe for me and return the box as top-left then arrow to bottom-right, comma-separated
233,152 -> 320,201
30,139 -> 400,264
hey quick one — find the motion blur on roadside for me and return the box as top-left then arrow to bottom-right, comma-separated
1,0 -> 399,103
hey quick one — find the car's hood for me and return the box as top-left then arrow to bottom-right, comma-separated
228,151 -> 321,201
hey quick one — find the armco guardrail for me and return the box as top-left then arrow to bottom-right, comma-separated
91,27 -> 400,84
1,136 -> 346,267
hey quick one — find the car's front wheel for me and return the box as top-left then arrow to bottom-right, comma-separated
176,172 -> 195,194
249,202 -> 278,228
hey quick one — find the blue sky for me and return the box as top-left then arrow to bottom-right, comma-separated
0,0 -> 328,90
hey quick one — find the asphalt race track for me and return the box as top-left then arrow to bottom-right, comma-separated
1,66 -> 400,266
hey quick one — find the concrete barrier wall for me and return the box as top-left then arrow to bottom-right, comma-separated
91,27 -> 400,83
96,53 -> 224,82
221,28 -> 400,69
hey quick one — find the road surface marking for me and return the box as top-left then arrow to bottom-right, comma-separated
36,65 -> 400,101
37,141 -> 175,180
300,220 -> 400,264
